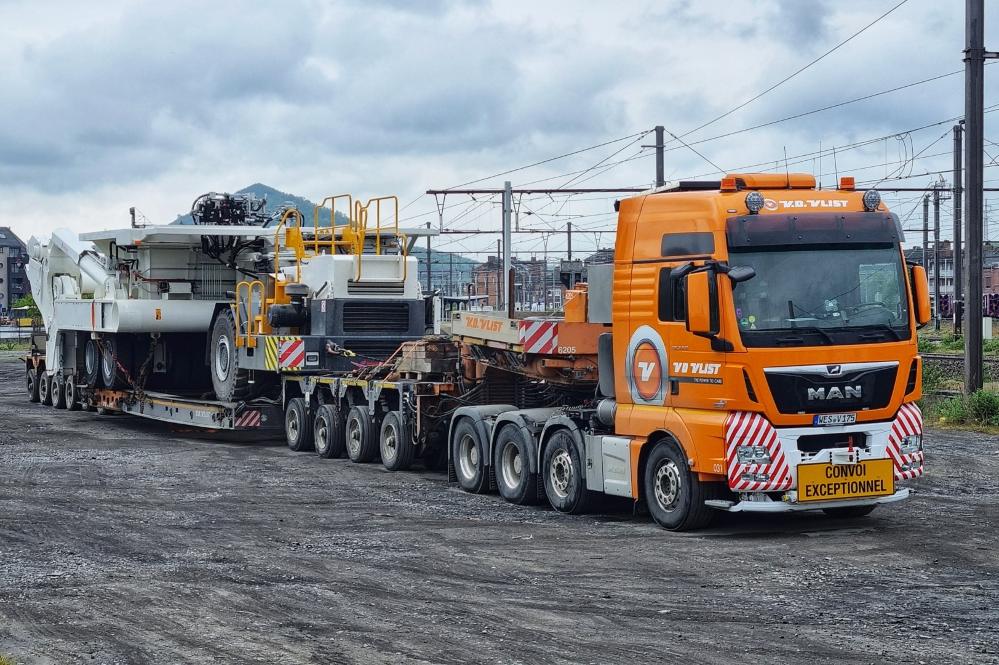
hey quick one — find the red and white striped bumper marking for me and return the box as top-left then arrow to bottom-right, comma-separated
234,410 -> 261,428
518,319 -> 558,354
278,338 -> 305,369
724,411 -> 793,492
886,402 -> 924,480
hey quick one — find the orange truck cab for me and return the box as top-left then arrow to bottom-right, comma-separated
606,172 -> 929,529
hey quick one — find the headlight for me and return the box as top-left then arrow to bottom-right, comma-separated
862,189 -> 881,211
899,434 -> 922,455
741,471 -> 771,483
745,191 -> 765,214
737,445 -> 772,464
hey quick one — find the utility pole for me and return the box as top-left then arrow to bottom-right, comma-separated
496,238 -> 502,310
954,122 -> 965,334
655,125 -> 665,188
567,222 -> 573,262
934,187 -> 942,330
502,181 -> 512,309
425,221 -> 432,293
922,195 -> 930,268
448,252 -> 453,296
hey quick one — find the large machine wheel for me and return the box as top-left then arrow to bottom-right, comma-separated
643,440 -> 720,531
493,424 -> 540,506
284,398 -> 314,452
26,365 -> 40,403
451,418 -> 488,493
65,378 -> 82,411
39,372 -> 52,406
380,411 -> 413,472
52,376 -> 68,409
543,429 -> 595,515
345,406 -> 379,463
101,335 -> 132,389
314,404 -> 346,459
83,338 -> 100,387
210,310 -> 254,401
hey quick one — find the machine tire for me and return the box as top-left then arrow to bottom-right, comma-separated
493,424 -> 540,506
84,338 -> 100,388
314,404 -> 346,459
380,411 -> 414,472
346,406 -> 379,463
451,418 -> 488,493
26,365 -> 40,403
643,440 -> 720,531
52,376 -> 68,409
823,504 -> 877,518
284,398 -> 314,452
64,378 -> 81,411
39,372 -> 53,406
210,310 -> 254,401
543,429 -> 595,514
100,335 -> 132,389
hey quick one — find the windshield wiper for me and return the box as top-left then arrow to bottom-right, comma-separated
854,323 -> 903,341
777,326 -> 836,345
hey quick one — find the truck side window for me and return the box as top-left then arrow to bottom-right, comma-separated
658,268 -> 687,321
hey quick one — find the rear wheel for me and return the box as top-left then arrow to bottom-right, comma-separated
451,418 -> 488,493
285,398 -> 314,452
52,376 -> 68,409
494,425 -> 540,506
65,378 -> 82,411
26,365 -> 40,403
83,338 -> 100,387
823,504 -> 877,518
543,430 -> 595,514
210,310 -> 255,401
380,411 -> 413,471
346,406 -> 379,463
643,440 -> 720,531
101,336 -> 132,389
39,372 -> 52,406
314,404 -> 346,459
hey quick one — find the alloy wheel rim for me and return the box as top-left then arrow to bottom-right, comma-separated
458,434 -> 478,481
654,461 -> 682,512
550,449 -> 572,499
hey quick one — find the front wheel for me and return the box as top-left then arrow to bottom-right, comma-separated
65,378 -> 81,411
643,440 -> 719,531
210,310 -> 255,401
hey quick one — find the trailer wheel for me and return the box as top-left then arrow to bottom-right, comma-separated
210,310 -> 256,401
494,425 -> 540,506
314,404 -> 346,459
346,406 -> 378,463
65,378 -> 82,411
380,411 -> 413,472
84,338 -> 100,387
39,372 -> 52,406
285,398 -> 314,452
643,440 -> 719,531
26,365 -> 40,403
823,505 -> 877,518
52,376 -> 68,409
543,429 -> 595,515
451,418 -> 488,493
101,336 -> 132,389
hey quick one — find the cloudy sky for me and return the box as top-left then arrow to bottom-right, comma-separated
2,0 -> 997,258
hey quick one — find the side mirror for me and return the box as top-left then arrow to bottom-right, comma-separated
685,270 -> 720,336
911,264 -> 932,326
727,265 -> 756,284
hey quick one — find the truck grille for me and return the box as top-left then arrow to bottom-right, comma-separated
342,302 -> 411,334
764,362 -> 897,414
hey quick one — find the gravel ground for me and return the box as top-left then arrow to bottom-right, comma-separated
0,353 -> 996,664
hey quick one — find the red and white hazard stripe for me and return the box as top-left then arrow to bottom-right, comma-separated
234,410 -> 261,428
279,338 -> 305,369
518,319 -> 558,355
886,402 -> 924,480
724,411 -> 793,492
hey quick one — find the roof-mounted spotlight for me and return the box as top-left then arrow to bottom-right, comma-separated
745,191 -> 765,215
862,189 -> 881,212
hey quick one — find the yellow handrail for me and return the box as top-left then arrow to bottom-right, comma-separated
351,195 -> 403,282
273,208 -> 305,283
234,279 -> 265,347
312,194 -> 354,255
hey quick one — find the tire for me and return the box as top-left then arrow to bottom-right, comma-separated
52,376 -> 68,409
823,504 -> 877,518
100,335 -> 132,389
39,372 -> 52,406
543,429 -> 596,514
210,310 -> 253,401
65,378 -> 82,411
314,404 -> 346,459
493,424 -> 540,506
26,365 -> 40,403
451,418 -> 488,493
643,440 -> 721,531
83,338 -> 100,388
380,411 -> 414,471
284,398 -> 314,452
345,406 -> 379,463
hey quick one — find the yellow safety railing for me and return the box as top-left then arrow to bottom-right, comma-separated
351,195 -> 407,282
312,194 -> 355,255
235,280 -> 266,347
272,208 -> 306,283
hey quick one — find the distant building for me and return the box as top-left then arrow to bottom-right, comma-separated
0,227 -> 29,315
472,256 -> 562,310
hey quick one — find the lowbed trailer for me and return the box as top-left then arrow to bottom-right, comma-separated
25,173 -> 934,531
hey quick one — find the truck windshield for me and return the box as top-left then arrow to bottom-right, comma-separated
729,243 -> 911,347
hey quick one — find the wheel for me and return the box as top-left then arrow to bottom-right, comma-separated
83,338 -> 100,387
65,378 -> 82,411
451,418 -> 488,493
210,310 -> 255,401
26,365 -> 40,403
100,335 -> 132,389
345,406 -> 379,463
314,404 -> 346,459
493,424 -> 540,505
39,372 -> 52,406
284,398 -> 314,452
643,440 -> 720,531
52,376 -> 68,409
823,504 -> 877,518
380,411 -> 414,471
543,429 -> 595,514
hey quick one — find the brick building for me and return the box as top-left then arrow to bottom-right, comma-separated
0,227 -> 29,316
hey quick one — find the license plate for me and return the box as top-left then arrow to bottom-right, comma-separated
797,459 -> 894,503
813,412 -> 857,426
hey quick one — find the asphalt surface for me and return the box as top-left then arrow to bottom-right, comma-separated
0,353 -> 997,665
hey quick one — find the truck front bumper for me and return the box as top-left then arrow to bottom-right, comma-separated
704,487 -> 910,513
